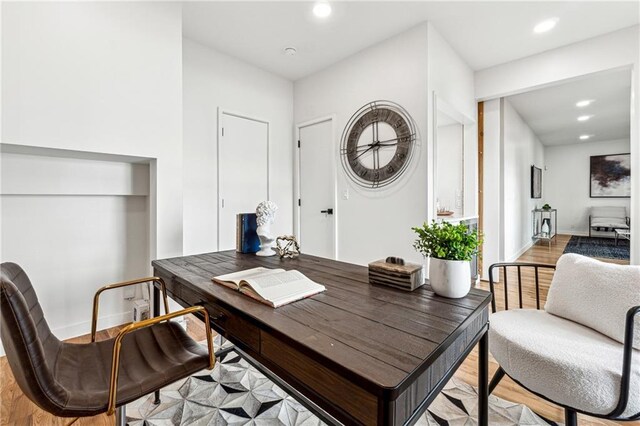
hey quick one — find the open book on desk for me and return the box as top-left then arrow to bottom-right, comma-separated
212,267 -> 326,308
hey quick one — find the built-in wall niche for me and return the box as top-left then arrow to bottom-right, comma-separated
0,145 -> 153,346
433,93 -> 477,220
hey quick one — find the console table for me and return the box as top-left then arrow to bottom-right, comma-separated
615,228 -> 631,246
152,251 -> 491,425
532,208 -> 557,248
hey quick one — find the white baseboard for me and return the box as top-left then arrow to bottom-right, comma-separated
558,229 -> 589,236
56,311 -> 133,341
507,240 -> 534,262
560,230 -> 619,238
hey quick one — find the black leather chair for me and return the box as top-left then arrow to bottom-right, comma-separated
0,262 -> 215,425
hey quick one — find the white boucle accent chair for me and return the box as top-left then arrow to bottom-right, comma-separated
589,206 -> 629,237
488,254 -> 640,425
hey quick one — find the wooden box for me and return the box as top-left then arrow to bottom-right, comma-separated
368,259 -> 425,291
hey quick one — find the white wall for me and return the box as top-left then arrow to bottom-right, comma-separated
294,25 -> 429,266
1,152 -> 151,340
1,2 -> 183,340
293,23 -> 477,267
182,39 -> 294,255
436,123 -> 464,216
427,23 -> 477,219
482,99 -> 503,279
502,99 -> 545,260
544,139 -> 631,235
476,25 -> 639,264
2,1 -> 183,258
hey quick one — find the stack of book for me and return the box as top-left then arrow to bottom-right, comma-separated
236,213 -> 260,254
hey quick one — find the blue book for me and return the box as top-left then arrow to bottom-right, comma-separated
236,213 -> 260,254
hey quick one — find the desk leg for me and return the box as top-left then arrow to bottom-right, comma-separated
153,285 -> 161,405
478,330 -> 489,426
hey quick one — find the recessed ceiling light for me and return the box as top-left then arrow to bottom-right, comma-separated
313,1 -> 332,18
579,135 -> 591,140
576,99 -> 593,108
283,47 -> 297,56
533,18 -> 558,34
577,115 -> 592,122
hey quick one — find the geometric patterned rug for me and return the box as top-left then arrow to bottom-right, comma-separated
563,235 -> 629,260
126,336 -> 559,425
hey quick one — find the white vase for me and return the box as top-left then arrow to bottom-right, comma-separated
541,218 -> 550,237
429,257 -> 471,298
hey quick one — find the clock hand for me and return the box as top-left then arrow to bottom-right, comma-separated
353,145 -> 375,161
376,133 -> 415,144
354,144 -> 374,151
353,141 -> 381,161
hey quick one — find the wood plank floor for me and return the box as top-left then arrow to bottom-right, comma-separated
1,235 -> 636,425
455,234 -> 636,426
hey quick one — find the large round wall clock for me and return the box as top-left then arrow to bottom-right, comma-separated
340,100 -> 417,189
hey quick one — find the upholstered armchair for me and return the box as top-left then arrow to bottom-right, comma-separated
488,254 -> 640,425
0,262 -> 215,425
589,206 -> 629,237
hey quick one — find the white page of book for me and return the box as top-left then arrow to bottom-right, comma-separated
215,267 -> 284,285
249,270 -> 307,288
247,270 -> 325,305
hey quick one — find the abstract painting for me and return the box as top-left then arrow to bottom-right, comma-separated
590,153 -> 631,198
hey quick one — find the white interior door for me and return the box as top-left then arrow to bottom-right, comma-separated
218,112 -> 268,250
299,119 -> 335,259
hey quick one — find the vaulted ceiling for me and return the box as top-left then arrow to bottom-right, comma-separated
182,1 -> 639,80
506,68 -> 631,146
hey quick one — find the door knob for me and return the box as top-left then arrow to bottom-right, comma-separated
320,208 -> 334,215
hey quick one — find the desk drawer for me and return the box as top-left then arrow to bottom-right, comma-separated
178,281 -> 260,352
261,333 -> 378,425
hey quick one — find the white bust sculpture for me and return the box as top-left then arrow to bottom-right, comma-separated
255,201 -> 278,256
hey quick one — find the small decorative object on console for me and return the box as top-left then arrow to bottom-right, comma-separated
541,218 -> 551,237
368,257 -> 424,291
275,235 -> 301,259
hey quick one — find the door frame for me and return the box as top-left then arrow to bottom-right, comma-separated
294,115 -> 339,259
217,107 -> 270,251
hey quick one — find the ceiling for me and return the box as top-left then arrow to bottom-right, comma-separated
506,68 -> 631,147
182,1 -> 639,81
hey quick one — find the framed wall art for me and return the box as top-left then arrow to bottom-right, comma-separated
531,165 -> 542,199
590,153 -> 631,198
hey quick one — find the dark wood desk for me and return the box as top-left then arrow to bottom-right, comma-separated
152,251 -> 491,425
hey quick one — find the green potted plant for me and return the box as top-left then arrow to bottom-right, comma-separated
412,221 -> 481,298
542,203 -> 552,210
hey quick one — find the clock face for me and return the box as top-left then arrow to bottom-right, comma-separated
340,102 -> 416,188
